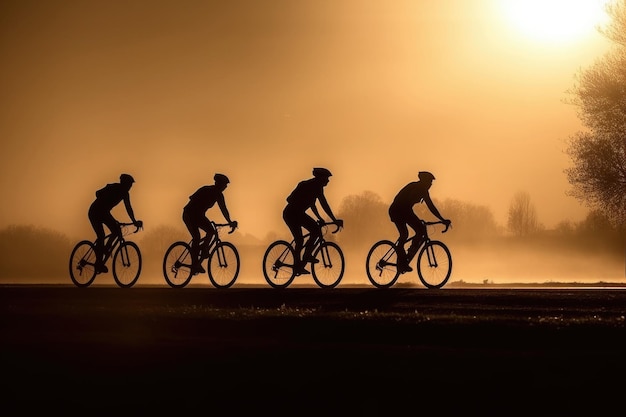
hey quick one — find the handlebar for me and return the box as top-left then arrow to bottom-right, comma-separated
319,220 -> 343,234
118,221 -> 143,233
213,222 -> 238,234
423,220 -> 451,233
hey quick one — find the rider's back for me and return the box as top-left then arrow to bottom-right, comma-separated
185,185 -> 222,213
391,181 -> 428,209
93,183 -> 126,211
286,178 -> 321,211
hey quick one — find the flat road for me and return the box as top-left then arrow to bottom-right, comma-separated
2,285 -> 625,416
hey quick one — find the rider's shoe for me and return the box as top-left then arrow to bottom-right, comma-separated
192,265 -> 206,275
296,267 -> 311,275
303,256 -> 319,264
398,264 -> 413,274
95,264 -> 108,274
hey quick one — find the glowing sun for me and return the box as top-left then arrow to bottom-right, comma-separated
499,0 -> 610,44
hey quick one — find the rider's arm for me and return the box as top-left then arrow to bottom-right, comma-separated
123,194 -> 138,224
309,204 -> 324,222
217,194 -> 233,224
424,195 -> 446,222
318,193 -> 337,222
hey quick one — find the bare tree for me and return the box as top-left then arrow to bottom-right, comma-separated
507,191 -> 540,237
565,0 -> 626,226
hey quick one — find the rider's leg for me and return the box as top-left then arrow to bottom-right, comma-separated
392,219 -> 412,274
91,223 -> 107,272
405,215 -> 425,264
389,205 -> 413,273
392,220 -> 411,272
88,207 -> 107,272
198,217 -> 215,260
183,210 -> 205,274
100,215 -> 120,273
301,215 -> 320,264
283,208 -> 309,274
88,205 -> 108,273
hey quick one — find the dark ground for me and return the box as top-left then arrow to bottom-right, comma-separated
2,285 -> 626,416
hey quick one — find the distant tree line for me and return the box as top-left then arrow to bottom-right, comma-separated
334,190 -> 623,252
0,225 -> 73,281
1,191 -> 623,281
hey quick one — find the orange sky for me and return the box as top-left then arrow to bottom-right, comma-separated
0,0 -> 613,240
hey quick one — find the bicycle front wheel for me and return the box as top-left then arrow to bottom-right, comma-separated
163,242 -> 193,288
311,241 -> 344,289
208,242 -> 240,288
366,240 -> 400,289
69,240 -> 97,287
262,240 -> 296,289
113,241 -> 142,288
417,240 -> 452,289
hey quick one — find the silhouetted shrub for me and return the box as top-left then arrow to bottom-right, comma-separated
0,224 -> 73,281
337,191 -> 395,250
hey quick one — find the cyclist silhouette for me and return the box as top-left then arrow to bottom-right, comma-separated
88,173 -> 143,274
183,173 -> 237,274
389,171 -> 451,273
283,167 -> 343,275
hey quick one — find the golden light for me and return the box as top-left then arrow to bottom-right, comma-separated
499,0 -> 610,44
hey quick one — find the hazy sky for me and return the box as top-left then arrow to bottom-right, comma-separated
0,0 -> 613,240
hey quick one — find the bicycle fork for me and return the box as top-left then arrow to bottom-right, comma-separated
214,244 -> 229,268
317,244 -> 333,269
118,242 -> 132,267
424,243 -> 438,268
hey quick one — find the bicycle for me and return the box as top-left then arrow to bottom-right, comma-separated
262,221 -> 345,289
366,220 -> 452,289
69,222 -> 143,288
162,222 -> 240,288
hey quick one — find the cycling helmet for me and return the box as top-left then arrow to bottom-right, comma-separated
312,167 -> 332,178
418,171 -> 435,181
214,173 -> 230,185
120,173 -> 135,184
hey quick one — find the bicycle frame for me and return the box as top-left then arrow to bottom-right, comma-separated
288,222 -> 341,264
192,222 -> 234,262
366,220 -> 451,289
377,221 -> 448,269
397,221 -> 448,254
92,223 -> 139,267
70,222 -> 143,288
163,221 -> 240,289
268,223 -> 340,271
263,220 -> 345,289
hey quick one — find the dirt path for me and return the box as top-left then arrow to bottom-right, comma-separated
1,286 -> 625,416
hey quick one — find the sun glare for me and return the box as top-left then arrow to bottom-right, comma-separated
499,0 -> 610,44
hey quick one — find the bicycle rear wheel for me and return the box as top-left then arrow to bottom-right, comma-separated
311,241 -> 344,289
113,241 -> 142,288
366,240 -> 400,289
69,240 -> 97,287
208,241 -> 240,288
262,240 -> 296,289
163,241 -> 193,288
417,240 -> 452,289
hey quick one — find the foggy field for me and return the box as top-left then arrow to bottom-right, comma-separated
2,285 -> 626,416
5,239 -> 625,287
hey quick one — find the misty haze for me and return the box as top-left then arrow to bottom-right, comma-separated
1,1 -> 624,286
1,190 -> 623,286
3,3 -> 626,415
